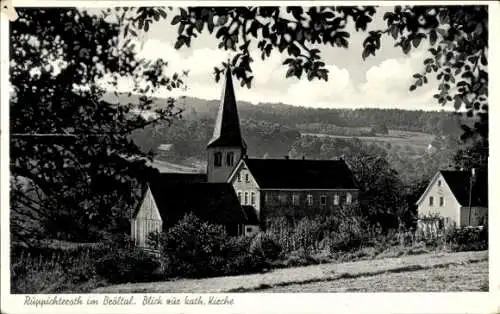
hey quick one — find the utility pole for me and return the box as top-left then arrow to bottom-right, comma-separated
468,168 -> 475,226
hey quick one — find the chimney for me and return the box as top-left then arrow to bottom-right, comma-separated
302,155 -> 306,160
284,155 -> 289,160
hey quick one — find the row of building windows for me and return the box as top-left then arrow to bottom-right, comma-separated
237,191 -> 256,206
271,192 -> 352,206
214,152 -> 234,167
236,172 -> 249,183
429,196 -> 445,207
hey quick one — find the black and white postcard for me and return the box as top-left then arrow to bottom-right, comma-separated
1,1 -> 498,313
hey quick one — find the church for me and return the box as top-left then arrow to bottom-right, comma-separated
131,67 -> 358,247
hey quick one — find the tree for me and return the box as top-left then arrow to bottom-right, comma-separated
128,6 -> 487,140
10,8 -> 185,243
344,144 -> 407,230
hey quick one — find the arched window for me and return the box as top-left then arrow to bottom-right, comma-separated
346,192 -> 352,205
307,194 -> 313,206
226,152 -> 234,166
214,152 -> 222,167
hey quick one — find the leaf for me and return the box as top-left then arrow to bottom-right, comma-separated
429,30 -> 437,45
195,20 -> 203,32
171,15 -> 181,25
412,37 -> 422,48
174,37 -> 184,49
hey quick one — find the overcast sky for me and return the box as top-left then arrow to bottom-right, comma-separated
114,6 -> 446,111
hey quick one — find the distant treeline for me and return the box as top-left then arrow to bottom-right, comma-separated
177,96 -> 466,136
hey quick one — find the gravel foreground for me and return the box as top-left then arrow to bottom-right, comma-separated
93,250 -> 488,293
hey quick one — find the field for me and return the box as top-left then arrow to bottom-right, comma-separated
93,250 -> 487,293
302,129 -> 434,150
266,261 -> 488,292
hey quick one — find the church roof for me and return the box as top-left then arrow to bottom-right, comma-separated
440,170 -> 487,207
242,158 -> 358,190
134,173 -> 250,228
207,66 -> 247,150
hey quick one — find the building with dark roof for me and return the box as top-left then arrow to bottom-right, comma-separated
416,169 -> 488,227
132,65 -> 359,245
132,176 -> 250,246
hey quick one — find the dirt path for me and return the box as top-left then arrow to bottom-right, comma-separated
93,250 -> 487,293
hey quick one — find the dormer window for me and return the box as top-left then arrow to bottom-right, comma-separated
214,152 -> 222,167
245,173 -> 249,183
226,152 -> 234,166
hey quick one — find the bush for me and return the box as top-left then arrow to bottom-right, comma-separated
95,248 -> 161,284
329,215 -> 369,253
221,236 -> 268,275
11,244 -> 109,293
160,213 -> 228,278
445,226 -> 488,251
250,232 -> 283,261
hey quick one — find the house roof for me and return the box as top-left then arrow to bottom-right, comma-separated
440,170 -> 487,207
207,66 -> 247,150
242,158 -> 358,190
135,173 -> 250,227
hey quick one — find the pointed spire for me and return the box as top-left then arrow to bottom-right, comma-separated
207,65 -> 247,151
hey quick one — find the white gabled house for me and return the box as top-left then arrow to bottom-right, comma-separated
416,169 -> 487,228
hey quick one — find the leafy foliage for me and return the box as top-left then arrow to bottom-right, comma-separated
10,8 -> 185,242
94,248 -> 161,284
130,6 -> 488,138
159,213 -> 270,278
365,6 -> 488,138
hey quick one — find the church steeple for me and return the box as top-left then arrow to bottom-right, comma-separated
206,65 -> 246,183
207,65 -> 247,151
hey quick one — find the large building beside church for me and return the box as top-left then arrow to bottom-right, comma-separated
131,67 -> 358,246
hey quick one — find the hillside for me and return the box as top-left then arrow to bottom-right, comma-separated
113,93 -> 468,183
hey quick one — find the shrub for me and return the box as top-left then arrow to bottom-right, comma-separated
250,232 -> 283,261
94,248 -> 161,284
11,244 -> 109,293
445,226 -> 488,251
160,213 -> 228,278
221,236 -> 268,275
329,215 -> 369,253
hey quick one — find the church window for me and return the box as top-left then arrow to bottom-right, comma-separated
438,180 -> 442,187
237,191 -> 242,203
320,195 -> 327,206
334,194 -> 339,205
245,173 -> 249,183
237,173 -> 241,182
251,192 -> 255,205
226,152 -> 234,166
244,192 -> 249,205
214,152 -> 222,167
440,197 -> 444,207
292,193 -> 299,205
429,196 -> 434,206
346,193 -> 352,205
307,194 -> 313,206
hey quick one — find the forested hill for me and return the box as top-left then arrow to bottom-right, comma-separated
113,93 -> 469,183
105,93 -> 465,135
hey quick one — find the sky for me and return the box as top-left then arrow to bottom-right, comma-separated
113,6 -> 446,111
